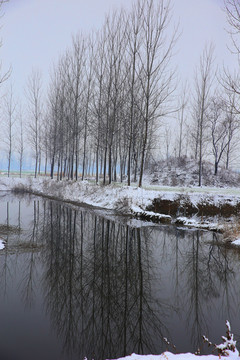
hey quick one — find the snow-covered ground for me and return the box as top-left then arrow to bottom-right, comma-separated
1,176 -> 240,212
113,320 -> 239,360
0,177 -> 240,243
145,157 -> 240,188
232,238 -> 240,246
0,239 -> 5,250
113,351 -> 239,360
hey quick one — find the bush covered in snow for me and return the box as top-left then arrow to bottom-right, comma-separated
145,157 -> 240,188
113,321 -> 239,360
203,320 -> 239,357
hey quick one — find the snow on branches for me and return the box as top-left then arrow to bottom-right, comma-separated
203,321 -> 239,358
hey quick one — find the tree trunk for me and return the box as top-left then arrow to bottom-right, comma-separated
50,156 -> 55,179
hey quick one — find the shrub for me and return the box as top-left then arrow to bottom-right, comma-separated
203,320 -> 238,357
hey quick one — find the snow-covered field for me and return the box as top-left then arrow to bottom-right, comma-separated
1,176 -> 240,212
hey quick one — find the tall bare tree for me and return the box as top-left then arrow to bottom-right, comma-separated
224,92 -> 240,169
126,1 -> 143,186
69,34 -> 86,180
208,96 -> 230,175
176,83 -> 188,160
26,70 -> 43,178
47,58 -> 68,179
222,1 -> 240,107
2,85 -> 16,177
0,1 -> 11,87
137,0 -> 177,187
16,105 -> 24,178
91,31 -> 107,184
225,0 -> 240,56
82,35 -> 95,181
192,44 -> 215,186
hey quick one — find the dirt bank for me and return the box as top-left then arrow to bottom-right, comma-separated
146,195 -> 240,217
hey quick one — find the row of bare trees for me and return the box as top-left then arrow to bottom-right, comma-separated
188,0 -> 240,185
2,0 -> 240,186
190,44 -> 240,186
162,39 -> 240,187
26,0 -> 240,186
0,84 -> 29,178
28,0 -> 177,186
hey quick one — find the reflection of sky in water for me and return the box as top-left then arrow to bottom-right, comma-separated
0,193 -> 239,360
0,192 -> 34,227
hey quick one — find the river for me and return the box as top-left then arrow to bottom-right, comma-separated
0,192 -> 239,360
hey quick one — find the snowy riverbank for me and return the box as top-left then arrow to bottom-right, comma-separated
113,351 -> 239,360
113,320 -> 239,360
1,176 -> 240,242
111,321 -> 240,359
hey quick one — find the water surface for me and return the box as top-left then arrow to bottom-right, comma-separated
0,192 -> 239,360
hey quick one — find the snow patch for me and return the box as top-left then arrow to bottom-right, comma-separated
232,239 -> 240,246
112,351 -> 239,360
175,217 -> 223,232
0,239 -> 5,250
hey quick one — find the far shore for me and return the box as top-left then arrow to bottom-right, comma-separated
0,176 -> 240,245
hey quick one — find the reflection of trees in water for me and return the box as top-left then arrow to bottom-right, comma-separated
0,199 -> 42,307
210,234 -> 240,320
0,197 -> 240,359
148,225 -> 240,354
181,230 -> 236,352
41,202 -> 170,360
19,200 -> 43,309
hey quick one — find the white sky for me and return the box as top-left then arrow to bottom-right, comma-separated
0,0 -> 237,100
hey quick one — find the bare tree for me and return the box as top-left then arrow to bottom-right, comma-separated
222,1 -> 240,108
82,35 -> 95,181
192,44 -> 215,186
69,34 -> 86,180
0,1 -> 11,87
137,0 -> 177,187
221,1 -> 240,170
47,58 -> 68,179
224,92 -> 240,169
26,70 -> 43,178
2,85 -> 16,177
225,0 -> 240,56
176,83 -> 188,160
208,96 -> 230,175
91,31 -> 107,184
97,10 -> 129,185
16,105 -> 24,177
126,0 -> 143,186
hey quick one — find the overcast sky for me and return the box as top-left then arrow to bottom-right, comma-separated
0,0 -> 236,100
